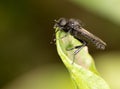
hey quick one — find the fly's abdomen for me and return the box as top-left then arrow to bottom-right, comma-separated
91,38 -> 106,50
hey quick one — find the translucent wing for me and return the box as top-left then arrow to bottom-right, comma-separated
76,27 -> 107,50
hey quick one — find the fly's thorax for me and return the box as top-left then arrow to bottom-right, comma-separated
67,19 -> 81,29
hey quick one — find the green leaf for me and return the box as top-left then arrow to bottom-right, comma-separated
55,27 -> 110,89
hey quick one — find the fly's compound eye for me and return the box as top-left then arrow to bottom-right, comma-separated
58,18 -> 67,27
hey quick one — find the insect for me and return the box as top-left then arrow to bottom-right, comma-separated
54,18 -> 107,55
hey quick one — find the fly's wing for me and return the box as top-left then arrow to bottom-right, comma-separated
76,27 -> 107,50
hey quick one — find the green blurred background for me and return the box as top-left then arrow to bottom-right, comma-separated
0,0 -> 120,89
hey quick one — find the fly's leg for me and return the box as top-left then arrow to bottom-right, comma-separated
60,29 -> 72,39
51,29 -> 72,44
66,39 -> 87,64
54,29 -> 72,41
50,33 -> 56,44
74,40 -> 87,55
50,28 -> 60,44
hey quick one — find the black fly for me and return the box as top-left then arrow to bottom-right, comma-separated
54,18 -> 107,55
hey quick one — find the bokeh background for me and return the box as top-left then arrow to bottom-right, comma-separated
0,0 -> 120,89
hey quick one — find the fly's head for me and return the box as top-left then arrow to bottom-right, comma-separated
54,18 -> 68,31
54,18 -> 82,33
